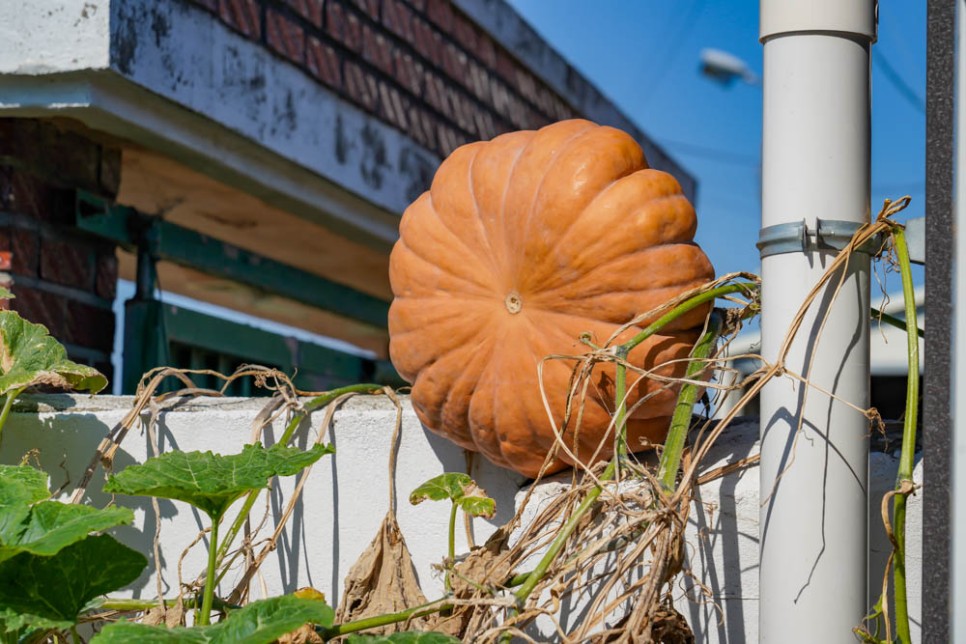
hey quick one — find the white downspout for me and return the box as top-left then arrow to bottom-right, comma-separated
758,2 -> 876,641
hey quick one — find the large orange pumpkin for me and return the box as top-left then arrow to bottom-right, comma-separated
388,120 -> 714,477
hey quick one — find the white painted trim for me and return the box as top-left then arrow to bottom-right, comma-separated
0,0 -> 446,249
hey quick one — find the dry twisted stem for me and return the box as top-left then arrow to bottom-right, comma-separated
448,202 -> 912,641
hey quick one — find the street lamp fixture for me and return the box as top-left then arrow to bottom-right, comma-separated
699,48 -> 759,86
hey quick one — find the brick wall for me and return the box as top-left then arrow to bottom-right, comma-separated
0,119 -> 119,381
189,0 -> 582,157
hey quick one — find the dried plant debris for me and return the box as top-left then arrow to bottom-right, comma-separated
336,514 -> 429,634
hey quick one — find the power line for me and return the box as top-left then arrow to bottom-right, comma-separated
873,49 -> 925,114
641,0 -> 707,105
657,138 -> 760,167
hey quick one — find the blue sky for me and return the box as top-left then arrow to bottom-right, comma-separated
505,1 -> 927,279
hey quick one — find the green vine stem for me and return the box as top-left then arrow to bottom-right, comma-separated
891,226 -> 919,644
614,346 -> 630,463
446,502 -> 458,593
656,312 -> 723,492
0,386 -> 24,451
509,284 -> 757,614
214,384 -> 381,577
95,597 -> 235,612
198,516 -> 221,626
320,599 -> 452,640
870,307 -> 924,339
622,282 -> 756,353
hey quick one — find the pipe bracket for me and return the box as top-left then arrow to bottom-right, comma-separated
756,219 -> 883,258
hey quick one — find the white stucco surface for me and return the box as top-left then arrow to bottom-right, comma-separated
0,394 -> 921,641
0,0 -> 109,74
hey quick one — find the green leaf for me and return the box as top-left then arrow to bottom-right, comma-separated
0,606 -> 72,635
0,534 -> 146,632
346,633 -> 461,644
0,465 -> 48,502
0,311 -> 107,395
409,473 -> 496,518
0,288 -> 13,301
0,501 -> 133,564
104,443 -> 334,519
0,465 -> 49,539
92,595 -> 334,643
0,465 -> 133,564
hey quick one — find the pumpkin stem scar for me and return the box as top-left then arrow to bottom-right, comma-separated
504,291 -> 523,314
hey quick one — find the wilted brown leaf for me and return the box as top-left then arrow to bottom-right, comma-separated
334,513 -> 428,635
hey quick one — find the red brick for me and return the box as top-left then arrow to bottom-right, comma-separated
0,168 -> 77,226
10,286 -> 64,339
411,17 -> 443,64
285,0 -> 323,26
447,91 -> 475,132
344,61 -> 379,112
514,68 -> 539,107
476,35 -> 496,68
347,0 -> 380,19
451,15 -> 479,53
494,48 -> 518,85
422,73 -> 452,115
383,0 -> 415,41
267,8 -> 306,64
441,41 -> 468,82
95,252 -> 117,301
362,25 -> 394,75
8,228 -> 39,277
436,124 -> 467,155
472,109 -> 499,141
307,37 -> 342,88
218,0 -> 261,39
548,93 -> 577,121
424,0 -> 453,31
378,82 -> 411,131
0,121 -> 118,203
40,237 -> 96,291
393,50 -> 423,94
67,298 -> 114,351
406,105 -> 438,150
490,79 -> 511,116
465,60 -> 492,103
326,2 -> 362,52
98,148 -> 121,197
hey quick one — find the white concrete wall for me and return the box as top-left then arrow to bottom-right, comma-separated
0,394 -> 921,640
0,0 -> 110,74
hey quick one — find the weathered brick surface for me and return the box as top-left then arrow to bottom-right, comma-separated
306,36 -> 342,88
266,7 -> 305,64
95,253 -> 118,301
0,119 -> 118,369
183,0 -> 585,157
284,0 -> 322,26
40,237 -> 97,291
219,0 -> 262,39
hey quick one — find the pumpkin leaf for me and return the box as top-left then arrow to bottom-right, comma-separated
0,534 -> 146,632
345,633 -> 461,644
0,311 -> 107,396
409,473 -> 496,518
0,607 -> 71,636
104,443 -> 334,519
0,465 -> 134,564
0,501 -> 134,564
91,595 -> 334,643
0,465 -> 49,538
0,288 -> 13,300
